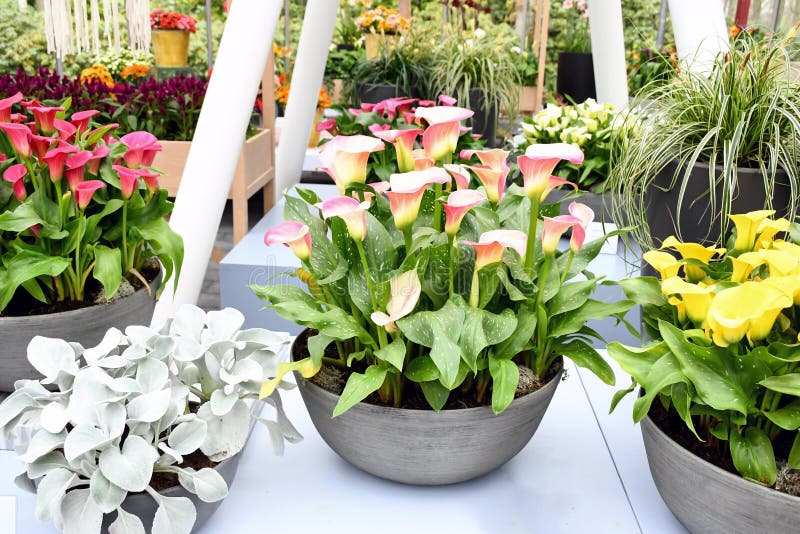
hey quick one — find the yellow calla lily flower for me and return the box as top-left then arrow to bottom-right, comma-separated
763,275 -> 800,305
705,282 -> 793,347
661,276 -> 714,324
668,296 -> 687,322
755,218 -> 790,250
758,249 -> 800,276
642,250 -> 682,280
259,358 -> 320,399
771,240 -> 800,259
729,210 -> 775,253
730,252 -> 765,282
661,236 -> 724,282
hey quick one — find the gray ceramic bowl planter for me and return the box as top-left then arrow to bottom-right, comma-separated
292,334 -> 563,485
99,454 -> 242,533
641,417 -> 800,534
0,273 -> 161,392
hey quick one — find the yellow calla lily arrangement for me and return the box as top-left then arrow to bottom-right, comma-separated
608,210 -> 800,488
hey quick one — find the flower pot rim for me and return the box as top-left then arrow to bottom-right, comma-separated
642,415 -> 800,504
292,332 -> 563,416
152,28 -> 192,33
0,270 -> 162,323
662,158 -> 789,177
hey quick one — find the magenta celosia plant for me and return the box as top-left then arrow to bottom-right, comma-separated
0,93 -> 183,315
254,105 -> 632,416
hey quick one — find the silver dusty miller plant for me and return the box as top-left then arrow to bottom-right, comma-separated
0,305 -> 300,534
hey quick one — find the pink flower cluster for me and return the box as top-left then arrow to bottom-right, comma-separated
150,9 -> 198,33
0,92 -> 162,212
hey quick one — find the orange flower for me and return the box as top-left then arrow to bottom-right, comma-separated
80,65 -> 114,88
120,64 -> 150,81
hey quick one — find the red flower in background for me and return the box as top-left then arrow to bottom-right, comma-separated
150,9 -> 198,33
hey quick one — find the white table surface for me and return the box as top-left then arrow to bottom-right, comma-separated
1,360 -> 648,534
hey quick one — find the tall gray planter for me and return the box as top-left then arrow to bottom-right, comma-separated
0,274 -> 161,392
294,336 -> 562,485
641,416 -> 800,533
98,453 -> 241,533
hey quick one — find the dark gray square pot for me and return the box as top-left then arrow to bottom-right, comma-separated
0,273 -> 161,392
642,417 -> 800,533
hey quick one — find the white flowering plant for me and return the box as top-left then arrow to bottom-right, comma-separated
517,100 -> 618,192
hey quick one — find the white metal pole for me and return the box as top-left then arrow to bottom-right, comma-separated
274,0 -> 338,195
587,0 -> 628,107
151,0 -> 283,327
667,0 -> 729,73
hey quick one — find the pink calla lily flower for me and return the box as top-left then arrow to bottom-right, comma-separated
10,113 -> 26,123
320,135 -> 385,194
412,149 -> 434,170
373,97 -> 417,120
567,202 -> 594,252
518,143 -> 584,200
360,103 -> 376,112
53,118 -> 77,142
264,221 -> 312,261
28,105 -> 63,136
386,167 -> 451,230
112,165 -> 141,200
371,269 -> 422,333
121,131 -> 159,168
445,189 -> 486,236
415,106 -> 474,162
74,180 -> 105,209
0,93 -> 23,123
0,123 -> 32,158
71,110 -> 100,135
87,144 -> 110,175
43,144 -> 78,183
373,128 -> 423,173
542,215 -> 583,254
368,123 -> 391,134
316,196 -> 372,241
464,229 -> 528,270
138,168 -> 160,194
141,143 -> 162,167
540,176 -> 577,202
460,148 -> 510,173
438,94 -> 457,106
3,163 -> 28,201
30,134 -> 56,159
468,165 -> 505,204
443,164 -> 471,190
65,150 -> 93,190
317,118 -> 337,133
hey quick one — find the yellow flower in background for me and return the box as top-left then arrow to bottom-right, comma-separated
706,282 -> 793,346
764,275 -> 800,305
80,64 -> 114,88
730,252 -> 765,282
661,277 -> 714,324
771,240 -> 800,258
755,218 -> 790,249
660,236 -> 724,282
758,249 -> 800,276
643,250 -> 682,279
729,210 -> 775,253
668,296 -> 687,322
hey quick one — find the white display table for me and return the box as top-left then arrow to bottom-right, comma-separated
1,359 -> 676,534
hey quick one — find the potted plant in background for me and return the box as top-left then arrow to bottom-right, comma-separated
0,93 -> 183,392
607,211 -> 800,532
253,105 -> 631,485
355,5 -> 410,60
150,9 -> 198,68
513,45 -> 540,113
626,46 -> 676,97
554,0 -> 595,103
609,29 -> 800,253
0,305 -> 300,533
430,27 -> 520,147
324,47 -> 365,105
349,29 -> 433,104
515,99 -> 619,218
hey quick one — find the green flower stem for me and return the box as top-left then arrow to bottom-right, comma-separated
561,251 -> 575,283
469,268 -> 480,307
524,196 -> 541,274
403,226 -> 413,254
121,202 -> 129,273
23,159 -> 38,193
533,253 -> 553,373
355,238 -> 388,348
433,183 -> 443,231
448,234 -> 456,297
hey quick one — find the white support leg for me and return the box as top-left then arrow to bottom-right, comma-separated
150,0 -> 282,327
668,0 -> 729,73
587,0 -> 628,108
274,0 -> 339,195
